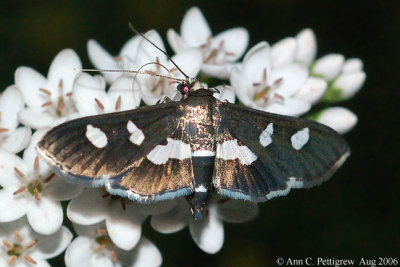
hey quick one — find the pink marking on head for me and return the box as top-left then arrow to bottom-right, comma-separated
183,86 -> 189,93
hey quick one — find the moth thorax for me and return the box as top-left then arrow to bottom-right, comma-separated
191,80 -> 207,91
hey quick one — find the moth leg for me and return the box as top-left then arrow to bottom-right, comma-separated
156,96 -> 173,104
208,87 -> 220,94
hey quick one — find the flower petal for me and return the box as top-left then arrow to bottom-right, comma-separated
119,35 -> 141,60
0,150 -> 27,188
0,86 -> 24,131
243,42 -> 272,83
314,107 -> 358,134
332,71 -> 366,99
230,68 -> 254,107
217,199 -> 258,223
47,49 -> 82,94
313,54 -> 344,81
30,226 -> 72,260
170,48 -> 203,78
18,108 -> 57,129
271,37 -> 296,68
67,189 -> 107,225
73,72 -> 109,116
65,237 -> 98,267
189,206 -> 224,254
212,27 -> 249,62
23,128 -> 52,177
14,66 -> 47,108
106,203 -> 145,251
132,200 -> 177,216
45,176 -> 84,201
150,200 -> 190,234
119,237 -> 162,267
213,85 -> 236,103
27,197 -> 63,235
167,29 -> 189,53
1,126 -> 32,154
295,28 -> 317,65
201,62 -> 238,80
269,63 -> 308,97
108,76 -> 141,111
294,77 -> 327,104
0,189 -> 27,222
87,39 -> 121,83
181,7 -> 212,47
136,30 -> 167,66
342,58 -> 363,73
265,98 -> 311,116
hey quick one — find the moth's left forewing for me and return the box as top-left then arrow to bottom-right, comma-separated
37,102 -> 196,203
213,102 -> 350,202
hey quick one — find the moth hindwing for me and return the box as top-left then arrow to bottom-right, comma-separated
37,89 -> 350,220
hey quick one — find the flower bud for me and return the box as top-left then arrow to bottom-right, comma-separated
313,107 -> 358,134
312,54 -> 344,80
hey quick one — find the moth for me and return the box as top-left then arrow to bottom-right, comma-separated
36,29 -> 350,220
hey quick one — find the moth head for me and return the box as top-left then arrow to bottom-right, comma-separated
177,77 -> 200,95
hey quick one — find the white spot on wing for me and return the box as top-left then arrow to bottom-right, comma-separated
195,185 -> 208,192
86,125 -> 107,148
259,123 -> 273,147
216,139 -> 257,165
147,138 -> 191,165
127,120 -> 145,145
291,128 -> 310,150
192,150 -> 216,157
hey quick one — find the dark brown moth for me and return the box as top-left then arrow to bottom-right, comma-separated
36,27 -> 350,220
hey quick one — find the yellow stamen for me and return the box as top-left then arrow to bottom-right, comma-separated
8,255 -> 17,266
24,255 -> 37,265
14,167 -> 25,179
39,88 -> 52,96
25,239 -> 38,249
41,101 -> 52,107
13,186 -> 26,196
94,243 -> 106,252
114,96 -> 121,111
34,156 -> 39,172
95,98 -> 104,111
14,230 -> 23,243
2,240 -> 13,249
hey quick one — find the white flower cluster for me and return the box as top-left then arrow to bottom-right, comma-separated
0,6 -> 365,266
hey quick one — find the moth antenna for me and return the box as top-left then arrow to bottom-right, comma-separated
74,68 -> 184,83
128,23 -> 190,79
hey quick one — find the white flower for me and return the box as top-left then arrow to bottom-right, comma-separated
151,197 -> 258,254
271,29 -> 326,105
0,129 -> 83,235
311,107 -> 358,134
65,222 -> 162,267
271,28 -> 317,69
312,54 -> 345,81
213,85 -> 236,103
230,42 -> 311,116
87,35 -> 141,84
330,58 -> 366,100
0,216 -> 72,267
0,86 -> 31,153
167,6 -> 249,79
135,30 -> 202,105
73,73 -> 141,116
67,188 -> 162,251
15,49 -> 82,129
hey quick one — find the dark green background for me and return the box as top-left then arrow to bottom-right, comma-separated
0,1 -> 398,266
